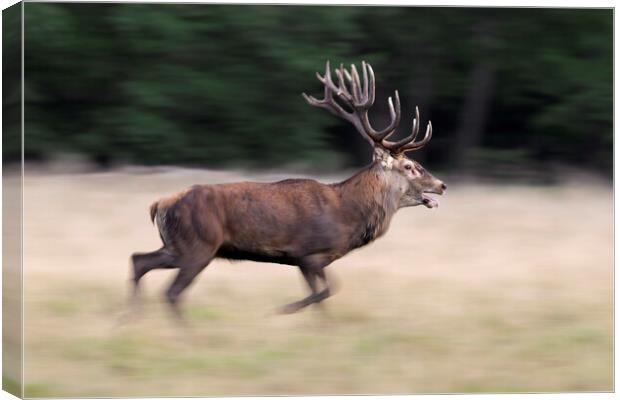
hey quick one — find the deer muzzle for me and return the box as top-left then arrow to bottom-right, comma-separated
422,180 -> 446,208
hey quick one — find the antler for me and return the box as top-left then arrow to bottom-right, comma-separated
302,61 -> 432,155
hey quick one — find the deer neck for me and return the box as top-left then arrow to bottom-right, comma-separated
335,161 -> 402,248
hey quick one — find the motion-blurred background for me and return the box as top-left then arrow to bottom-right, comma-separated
4,4 -> 613,397
4,4 -> 612,176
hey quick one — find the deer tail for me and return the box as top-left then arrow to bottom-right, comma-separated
149,201 -> 159,224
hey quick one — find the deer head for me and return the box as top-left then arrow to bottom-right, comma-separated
303,61 -> 446,208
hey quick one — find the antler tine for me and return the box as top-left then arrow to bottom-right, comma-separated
350,64 -> 364,104
302,61 -> 355,122
301,92 -> 319,105
382,106 -> 420,150
411,106 -> 420,141
415,107 -> 421,140
303,62 -> 331,104
399,120 -> 433,153
360,89 -> 401,140
322,61 -> 340,95
320,61 -> 346,98
365,63 -> 376,107
335,67 -> 352,101
362,61 -> 369,102
361,61 -> 368,101
342,65 -> 352,82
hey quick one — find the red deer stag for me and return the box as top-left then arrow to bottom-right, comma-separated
130,61 -> 446,317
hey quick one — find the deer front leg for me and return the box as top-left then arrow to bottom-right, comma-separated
278,257 -> 332,314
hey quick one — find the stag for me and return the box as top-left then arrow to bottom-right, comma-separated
130,61 -> 446,317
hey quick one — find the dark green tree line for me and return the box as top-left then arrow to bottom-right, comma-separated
13,4 -> 612,174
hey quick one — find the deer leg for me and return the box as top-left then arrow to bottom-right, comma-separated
164,256 -> 213,321
301,267 -> 319,294
313,267 -> 331,304
116,248 -> 179,325
278,258 -> 332,314
278,267 -> 319,314
130,248 -> 177,298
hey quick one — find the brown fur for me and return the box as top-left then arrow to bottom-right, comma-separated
149,163 -> 398,265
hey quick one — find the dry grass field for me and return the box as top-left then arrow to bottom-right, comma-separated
14,167 -> 612,397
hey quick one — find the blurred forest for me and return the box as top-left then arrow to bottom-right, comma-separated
6,4 -> 612,175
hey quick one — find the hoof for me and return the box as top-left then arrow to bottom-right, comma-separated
277,302 -> 304,314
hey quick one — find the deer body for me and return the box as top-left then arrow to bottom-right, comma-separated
131,61 -> 446,317
151,162 -> 399,269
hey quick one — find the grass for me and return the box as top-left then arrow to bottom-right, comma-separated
17,168 -> 612,397
185,304 -> 226,321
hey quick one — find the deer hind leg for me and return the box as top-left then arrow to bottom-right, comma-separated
130,247 -> 177,299
164,250 -> 217,321
278,257 -> 333,314
117,248 -> 179,325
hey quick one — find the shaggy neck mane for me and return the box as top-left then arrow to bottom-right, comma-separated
332,161 -> 402,249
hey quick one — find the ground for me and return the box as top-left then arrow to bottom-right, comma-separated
12,167 -> 613,396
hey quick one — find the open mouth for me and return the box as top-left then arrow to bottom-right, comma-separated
422,193 -> 440,208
